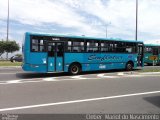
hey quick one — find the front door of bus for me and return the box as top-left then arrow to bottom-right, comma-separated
137,43 -> 144,66
47,42 -> 64,72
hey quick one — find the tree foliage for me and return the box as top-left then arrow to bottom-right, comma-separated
0,40 -> 20,57
0,41 -> 5,57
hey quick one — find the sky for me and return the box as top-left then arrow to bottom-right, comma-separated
0,0 -> 160,55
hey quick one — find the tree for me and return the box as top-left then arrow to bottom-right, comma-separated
0,40 -> 20,58
3,41 -> 20,53
0,41 -> 5,57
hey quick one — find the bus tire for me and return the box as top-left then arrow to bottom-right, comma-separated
69,63 -> 81,75
126,62 -> 133,71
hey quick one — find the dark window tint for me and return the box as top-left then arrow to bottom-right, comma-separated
31,36 -> 46,52
153,48 -> 158,55
67,39 -> 85,52
86,40 -> 99,52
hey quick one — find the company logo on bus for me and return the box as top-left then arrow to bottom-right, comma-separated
88,55 -> 123,61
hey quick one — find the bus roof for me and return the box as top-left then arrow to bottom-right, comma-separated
25,32 -> 143,43
144,44 -> 160,47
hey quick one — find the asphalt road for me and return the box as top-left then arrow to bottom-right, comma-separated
0,66 -> 160,115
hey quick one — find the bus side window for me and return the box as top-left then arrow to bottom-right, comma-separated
72,41 -> 84,52
153,48 -> 158,55
32,39 -> 39,52
67,41 -> 72,52
101,42 -> 108,52
125,43 -> 136,53
31,37 -> 45,52
87,41 -> 99,52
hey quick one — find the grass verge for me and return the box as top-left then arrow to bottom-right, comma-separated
0,61 -> 22,66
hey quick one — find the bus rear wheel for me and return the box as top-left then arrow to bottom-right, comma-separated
69,63 -> 81,75
126,62 -> 133,71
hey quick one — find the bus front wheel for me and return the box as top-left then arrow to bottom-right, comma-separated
69,63 -> 81,75
126,62 -> 133,71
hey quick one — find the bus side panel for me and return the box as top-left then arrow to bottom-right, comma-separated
144,53 -> 158,65
23,52 -> 47,73
64,53 -> 137,72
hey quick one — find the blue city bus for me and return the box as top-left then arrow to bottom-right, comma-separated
22,32 -> 144,75
144,44 -> 160,65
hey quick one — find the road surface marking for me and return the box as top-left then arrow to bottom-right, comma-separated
1,73 -> 160,85
0,90 -> 160,112
117,72 -> 124,76
97,74 -> 118,78
7,80 -> 21,83
71,76 -> 88,79
43,78 -> 56,81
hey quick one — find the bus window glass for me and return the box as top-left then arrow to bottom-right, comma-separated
40,46 -> 44,52
40,40 -> 44,45
32,45 -> 38,52
101,42 -> 108,52
145,47 -> 152,53
108,42 -> 114,52
72,41 -> 84,52
31,36 -> 46,52
126,48 -> 132,53
32,39 -> 38,44
67,39 -> 84,52
153,48 -> 158,55
115,42 -> 126,53
87,41 -> 99,52
125,43 -> 136,53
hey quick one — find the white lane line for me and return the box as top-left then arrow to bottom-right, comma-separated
97,74 -> 119,78
117,72 -> 124,76
0,77 -> 96,85
43,78 -> 56,81
1,73 -> 160,85
71,76 -> 88,79
7,80 -> 21,83
0,90 -> 160,112
122,74 -> 144,77
0,78 -> 42,85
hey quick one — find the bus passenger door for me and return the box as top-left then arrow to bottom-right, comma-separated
137,43 -> 144,66
48,42 -> 56,72
56,42 -> 64,72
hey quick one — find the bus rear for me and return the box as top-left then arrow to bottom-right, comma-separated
144,44 -> 160,65
22,32 -> 48,73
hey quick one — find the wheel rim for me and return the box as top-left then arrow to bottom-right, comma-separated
71,65 -> 79,74
127,64 -> 132,70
